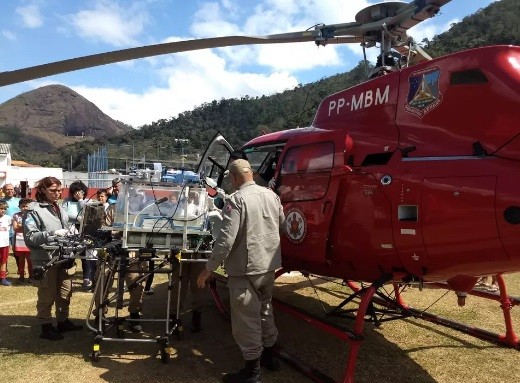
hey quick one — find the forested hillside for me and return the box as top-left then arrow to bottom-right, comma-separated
25,0 -> 520,169
423,0 -> 520,57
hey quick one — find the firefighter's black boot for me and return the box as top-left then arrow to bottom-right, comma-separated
260,346 -> 280,371
57,319 -> 83,333
222,358 -> 261,383
40,323 -> 64,341
191,310 -> 202,333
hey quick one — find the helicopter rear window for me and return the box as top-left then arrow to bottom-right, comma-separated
279,141 -> 334,202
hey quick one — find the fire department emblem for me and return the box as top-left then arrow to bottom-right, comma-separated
405,66 -> 442,118
285,208 -> 307,244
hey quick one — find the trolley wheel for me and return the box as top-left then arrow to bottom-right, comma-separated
160,347 -> 170,364
175,324 -> 184,340
91,343 -> 101,362
91,350 -> 100,362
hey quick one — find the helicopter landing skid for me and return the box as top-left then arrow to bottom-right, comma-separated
325,281 -> 414,327
208,270 -> 392,383
342,275 -> 520,350
393,275 -> 520,349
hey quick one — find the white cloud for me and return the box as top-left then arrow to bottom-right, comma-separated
409,17 -> 461,44
69,70 -> 298,128
66,1 -> 149,47
16,4 -> 43,28
187,0 -> 371,73
23,47 -> 299,127
192,2 -> 240,37
73,47 -> 299,127
256,43 -> 342,71
2,30 -> 16,40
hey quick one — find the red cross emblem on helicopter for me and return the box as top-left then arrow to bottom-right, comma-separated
285,208 -> 307,244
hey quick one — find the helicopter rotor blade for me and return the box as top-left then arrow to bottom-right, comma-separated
0,0 -> 451,87
0,33 -> 360,87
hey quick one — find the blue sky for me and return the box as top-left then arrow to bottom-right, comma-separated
0,0 -> 497,127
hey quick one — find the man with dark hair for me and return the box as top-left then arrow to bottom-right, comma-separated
2,183 -> 20,216
62,180 -> 94,290
108,178 -> 122,205
198,159 -> 285,383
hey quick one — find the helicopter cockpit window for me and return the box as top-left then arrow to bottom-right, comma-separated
279,141 -> 334,202
243,144 -> 285,188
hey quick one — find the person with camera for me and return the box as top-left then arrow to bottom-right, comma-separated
23,176 -> 83,341
62,180 -> 95,290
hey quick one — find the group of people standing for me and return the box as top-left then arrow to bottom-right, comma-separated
0,183 -> 33,286
2,156 -> 285,383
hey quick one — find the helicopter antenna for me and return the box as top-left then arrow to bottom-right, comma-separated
362,38 -> 369,79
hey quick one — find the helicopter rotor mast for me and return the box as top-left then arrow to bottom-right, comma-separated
0,0 -> 451,87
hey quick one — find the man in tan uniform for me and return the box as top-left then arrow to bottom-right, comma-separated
198,159 -> 285,383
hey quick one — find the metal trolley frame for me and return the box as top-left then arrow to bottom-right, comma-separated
84,179 -> 214,363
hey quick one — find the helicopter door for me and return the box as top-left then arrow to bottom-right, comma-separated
275,131 -> 342,268
196,132 -> 234,188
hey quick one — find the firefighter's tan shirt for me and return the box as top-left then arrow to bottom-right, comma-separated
206,181 -> 285,277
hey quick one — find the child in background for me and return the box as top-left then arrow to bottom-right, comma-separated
12,198 -> 34,283
0,200 -> 12,286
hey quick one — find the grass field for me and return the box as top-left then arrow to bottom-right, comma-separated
1,255 -> 520,383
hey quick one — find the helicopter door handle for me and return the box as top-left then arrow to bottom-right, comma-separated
323,201 -> 332,215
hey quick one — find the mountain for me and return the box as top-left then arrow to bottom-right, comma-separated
0,84 -> 131,160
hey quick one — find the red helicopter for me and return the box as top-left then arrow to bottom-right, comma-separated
1,1 -> 520,382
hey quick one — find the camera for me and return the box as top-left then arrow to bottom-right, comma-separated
32,265 -> 46,280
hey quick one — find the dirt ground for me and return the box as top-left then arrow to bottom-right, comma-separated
2,262 -> 520,383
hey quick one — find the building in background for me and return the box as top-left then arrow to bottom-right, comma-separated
0,143 -> 63,193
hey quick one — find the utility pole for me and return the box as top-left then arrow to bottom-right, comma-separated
174,138 -> 189,168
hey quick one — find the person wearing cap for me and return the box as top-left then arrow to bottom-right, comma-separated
197,159 -> 285,383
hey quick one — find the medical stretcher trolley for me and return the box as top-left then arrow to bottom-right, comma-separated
86,178 -> 213,363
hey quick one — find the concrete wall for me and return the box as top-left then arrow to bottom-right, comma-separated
3,166 -> 63,188
62,171 -> 89,186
